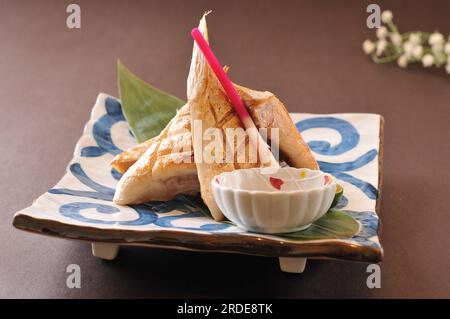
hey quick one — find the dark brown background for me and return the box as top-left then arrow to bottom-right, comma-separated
1,0 -> 449,298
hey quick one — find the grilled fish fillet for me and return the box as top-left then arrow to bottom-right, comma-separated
111,87 -> 318,176
235,85 -> 318,170
187,14 -> 318,220
111,137 -> 156,174
113,104 -> 199,204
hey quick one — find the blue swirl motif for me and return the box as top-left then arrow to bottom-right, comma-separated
60,202 -> 157,226
345,210 -> 381,248
110,168 -> 122,181
154,212 -> 229,231
296,117 -> 378,200
49,162 -> 231,230
330,196 -> 380,248
80,97 -> 125,157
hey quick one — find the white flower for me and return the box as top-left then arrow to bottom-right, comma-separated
403,41 -> 414,58
397,55 -> 408,68
362,39 -> 376,54
422,54 -> 434,67
429,32 -> 444,46
376,39 -> 388,56
445,42 -> 450,55
446,63 -> 450,74
391,33 -> 403,47
412,45 -> 423,59
376,26 -> 388,39
381,10 -> 393,23
409,33 -> 422,45
432,43 -> 444,55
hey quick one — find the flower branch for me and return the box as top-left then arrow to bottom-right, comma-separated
362,10 -> 450,74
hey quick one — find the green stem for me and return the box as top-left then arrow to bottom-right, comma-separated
371,52 -> 402,64
386,21 -> 398,34
371,43 -> 403,64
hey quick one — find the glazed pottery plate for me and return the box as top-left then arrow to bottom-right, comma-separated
13,93 -> 384,270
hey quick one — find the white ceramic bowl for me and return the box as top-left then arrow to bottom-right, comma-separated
211,167 -> 336,234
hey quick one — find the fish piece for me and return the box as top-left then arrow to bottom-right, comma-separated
110,137 -> 156,174
187,14 -> 318,220
113,104 -> 199,204
187,15 -> 265,220
235,85 -> 319,170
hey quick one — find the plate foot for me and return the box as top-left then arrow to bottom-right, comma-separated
279,257 -> 307,273
91,243 -> 119,260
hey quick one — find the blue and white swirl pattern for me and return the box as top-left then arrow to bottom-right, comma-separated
296,117 -> 378,200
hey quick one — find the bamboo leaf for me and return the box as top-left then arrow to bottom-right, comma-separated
117,60 -> 186,143
281,209 -> 360,240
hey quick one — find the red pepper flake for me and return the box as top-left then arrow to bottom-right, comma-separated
215,177 -> 220,185
324,175 -> 331,185
269,177 -> 284,190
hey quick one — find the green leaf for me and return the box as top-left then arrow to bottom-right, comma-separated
281,209 -> 360,240
117,60 -> 186,143
331,184 -> 344,208
178,194 -> 213,219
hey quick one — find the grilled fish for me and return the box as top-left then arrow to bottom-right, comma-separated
113,104 -> 199,204
112,14 -> 318,218
187,14 -> 317,220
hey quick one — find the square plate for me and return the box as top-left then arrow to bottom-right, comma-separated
13,93 -> 384,265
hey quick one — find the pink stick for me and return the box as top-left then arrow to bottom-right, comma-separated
191,28 -> 250,121
191,28 -> 279,168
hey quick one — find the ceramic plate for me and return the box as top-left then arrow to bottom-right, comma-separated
13,93 -> 384,270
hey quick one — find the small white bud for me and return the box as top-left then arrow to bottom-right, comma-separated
403,41 -> 414,58
376,39 -> 388,56
376,26 -> 388,39
412,45 -> 423,60
432,43 -> 444,55
409,33 -> 422,45
445,42 -> 450,55
362,39 -> 376,54
391,33 -> 403,47
422,54 -> 434,67
381,10 -> 393,23
397,55 -> 408,68
429,32 -> 444,46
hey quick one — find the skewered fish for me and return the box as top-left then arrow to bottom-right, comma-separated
112,14 -> 318,221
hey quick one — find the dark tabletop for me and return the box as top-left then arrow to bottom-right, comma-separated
1,0 -> 449,298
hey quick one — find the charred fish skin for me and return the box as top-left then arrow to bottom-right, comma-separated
113,103 -> 199,205
235,85 -> 319,171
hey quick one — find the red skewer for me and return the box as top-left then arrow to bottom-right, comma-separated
191,28 -> 279,167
